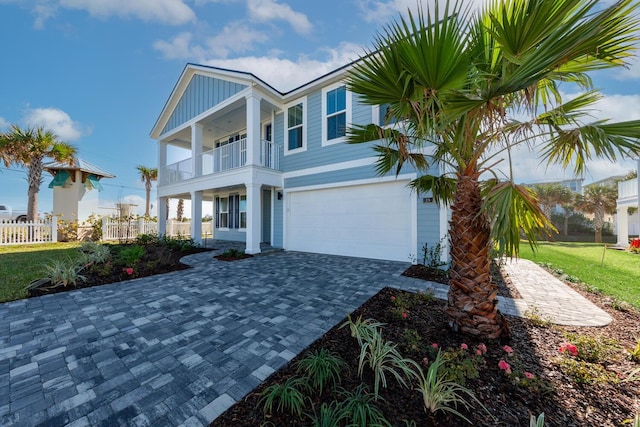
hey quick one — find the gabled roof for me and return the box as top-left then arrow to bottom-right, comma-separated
150,58 -> 360,139
44,157 -> 115,178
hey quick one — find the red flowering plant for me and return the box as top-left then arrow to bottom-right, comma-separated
498,345 -> 550,393
629,238 -> 640,254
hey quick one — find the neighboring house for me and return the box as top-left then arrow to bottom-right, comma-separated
616,160 -> 640,245
150,63 -> 447,262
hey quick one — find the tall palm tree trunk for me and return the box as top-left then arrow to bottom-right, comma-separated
27,156 -> 44,221
144,182 -> 151,218
446,175 -> 509,339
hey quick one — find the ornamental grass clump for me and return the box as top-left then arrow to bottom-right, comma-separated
338,384 -> 391,427
295,348 -> 348,395
417,350 -> 490,424
342,315 -> 420,399
259,377 -> 309,419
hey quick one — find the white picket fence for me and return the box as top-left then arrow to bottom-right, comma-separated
102,219 -> 212,241
0,218 -> 58,246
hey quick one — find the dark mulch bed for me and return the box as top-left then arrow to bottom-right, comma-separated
27,243 -> 210,297
213,280 -> 639,426
214,253 -> 254,261
402,261 -> 523,299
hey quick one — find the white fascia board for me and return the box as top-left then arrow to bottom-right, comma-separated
283,157 -> 378,179
284,173 -> 417,193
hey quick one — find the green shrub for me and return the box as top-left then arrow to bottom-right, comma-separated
557,358 -> 617,384
563,332 -> 618,363
115,245 -> 146,266
135,233 -> 159,245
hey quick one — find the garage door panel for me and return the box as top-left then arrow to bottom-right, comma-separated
286,181 -> 412,261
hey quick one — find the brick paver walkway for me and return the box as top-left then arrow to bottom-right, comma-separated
0,245 -> 610,426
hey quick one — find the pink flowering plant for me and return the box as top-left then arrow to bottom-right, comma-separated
425,342 -> 487,386
498,345 -> 550,393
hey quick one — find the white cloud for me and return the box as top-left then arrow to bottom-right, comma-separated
357,0 -> 487,24
0,116 -> 10,130
154,24 -> 269,60
246,0 -> 312,34
22,108 -> 88,142
203,41 -> 365,92
59,0 -> 196,24
3,0 -> 195,28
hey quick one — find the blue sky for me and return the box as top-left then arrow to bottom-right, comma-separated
1,0 -> 639,217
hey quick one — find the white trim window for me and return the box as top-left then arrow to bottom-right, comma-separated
239,194 -> 247,229
285,98 -> 306,155
216,196 -> 229,229
215,194 -> 247,230
322,82 -> 351,146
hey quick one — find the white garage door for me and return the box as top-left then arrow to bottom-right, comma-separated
286,180 -> 413,261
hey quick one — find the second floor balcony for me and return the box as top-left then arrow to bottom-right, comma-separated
618,178 -> 638,201
161,138 -> 281,185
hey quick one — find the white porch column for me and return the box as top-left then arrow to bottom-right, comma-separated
158,197 -> 168,236
245,94 -> 262,167
617,206 -> 629,247
191,123 -> 204,177
158,141 -> 168,184
245,183 -> 261,254
191,191 -> 203,244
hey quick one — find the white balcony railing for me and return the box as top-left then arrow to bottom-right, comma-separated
618,178 -> 638,200
202,138 -> 248,174
162,158 -> 192,185
162,139 -> 281,185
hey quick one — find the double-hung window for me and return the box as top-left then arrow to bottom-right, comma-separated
322,83 -> 351,146
285,98 -> 306,154
215,195 -> 247,230
216,197 -> 229,228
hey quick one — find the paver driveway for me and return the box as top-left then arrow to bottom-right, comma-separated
0,250 -> 426,427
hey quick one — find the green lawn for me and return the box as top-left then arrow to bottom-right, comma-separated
518,242 -> 640,309
0,242 -> 81,303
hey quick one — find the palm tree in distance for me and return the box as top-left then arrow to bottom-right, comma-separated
136,165 -> 158,218
347,0 -> 640,339
0,125 -> 76,221
533,183 -> 575,237
576,185 -> 618,243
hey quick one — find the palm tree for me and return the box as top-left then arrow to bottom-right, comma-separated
347,0 -> 640,339
533,183 -> 575,236
0,125 -> 76,221
576,185 -> 618,242
533,184 -> 572,221
176,198 -> 184,222
136,165 -> 158,218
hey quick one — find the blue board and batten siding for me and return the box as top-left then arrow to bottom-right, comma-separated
161,74 -> 248,135
214,228 -> 245,242
272,191 -> 284,248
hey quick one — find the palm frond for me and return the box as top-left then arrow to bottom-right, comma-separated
540,120 -> 640,176
410,174 -> 457,206
482,182 -> 554,257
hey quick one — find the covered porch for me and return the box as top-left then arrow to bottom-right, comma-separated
157,183 -> 281,255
